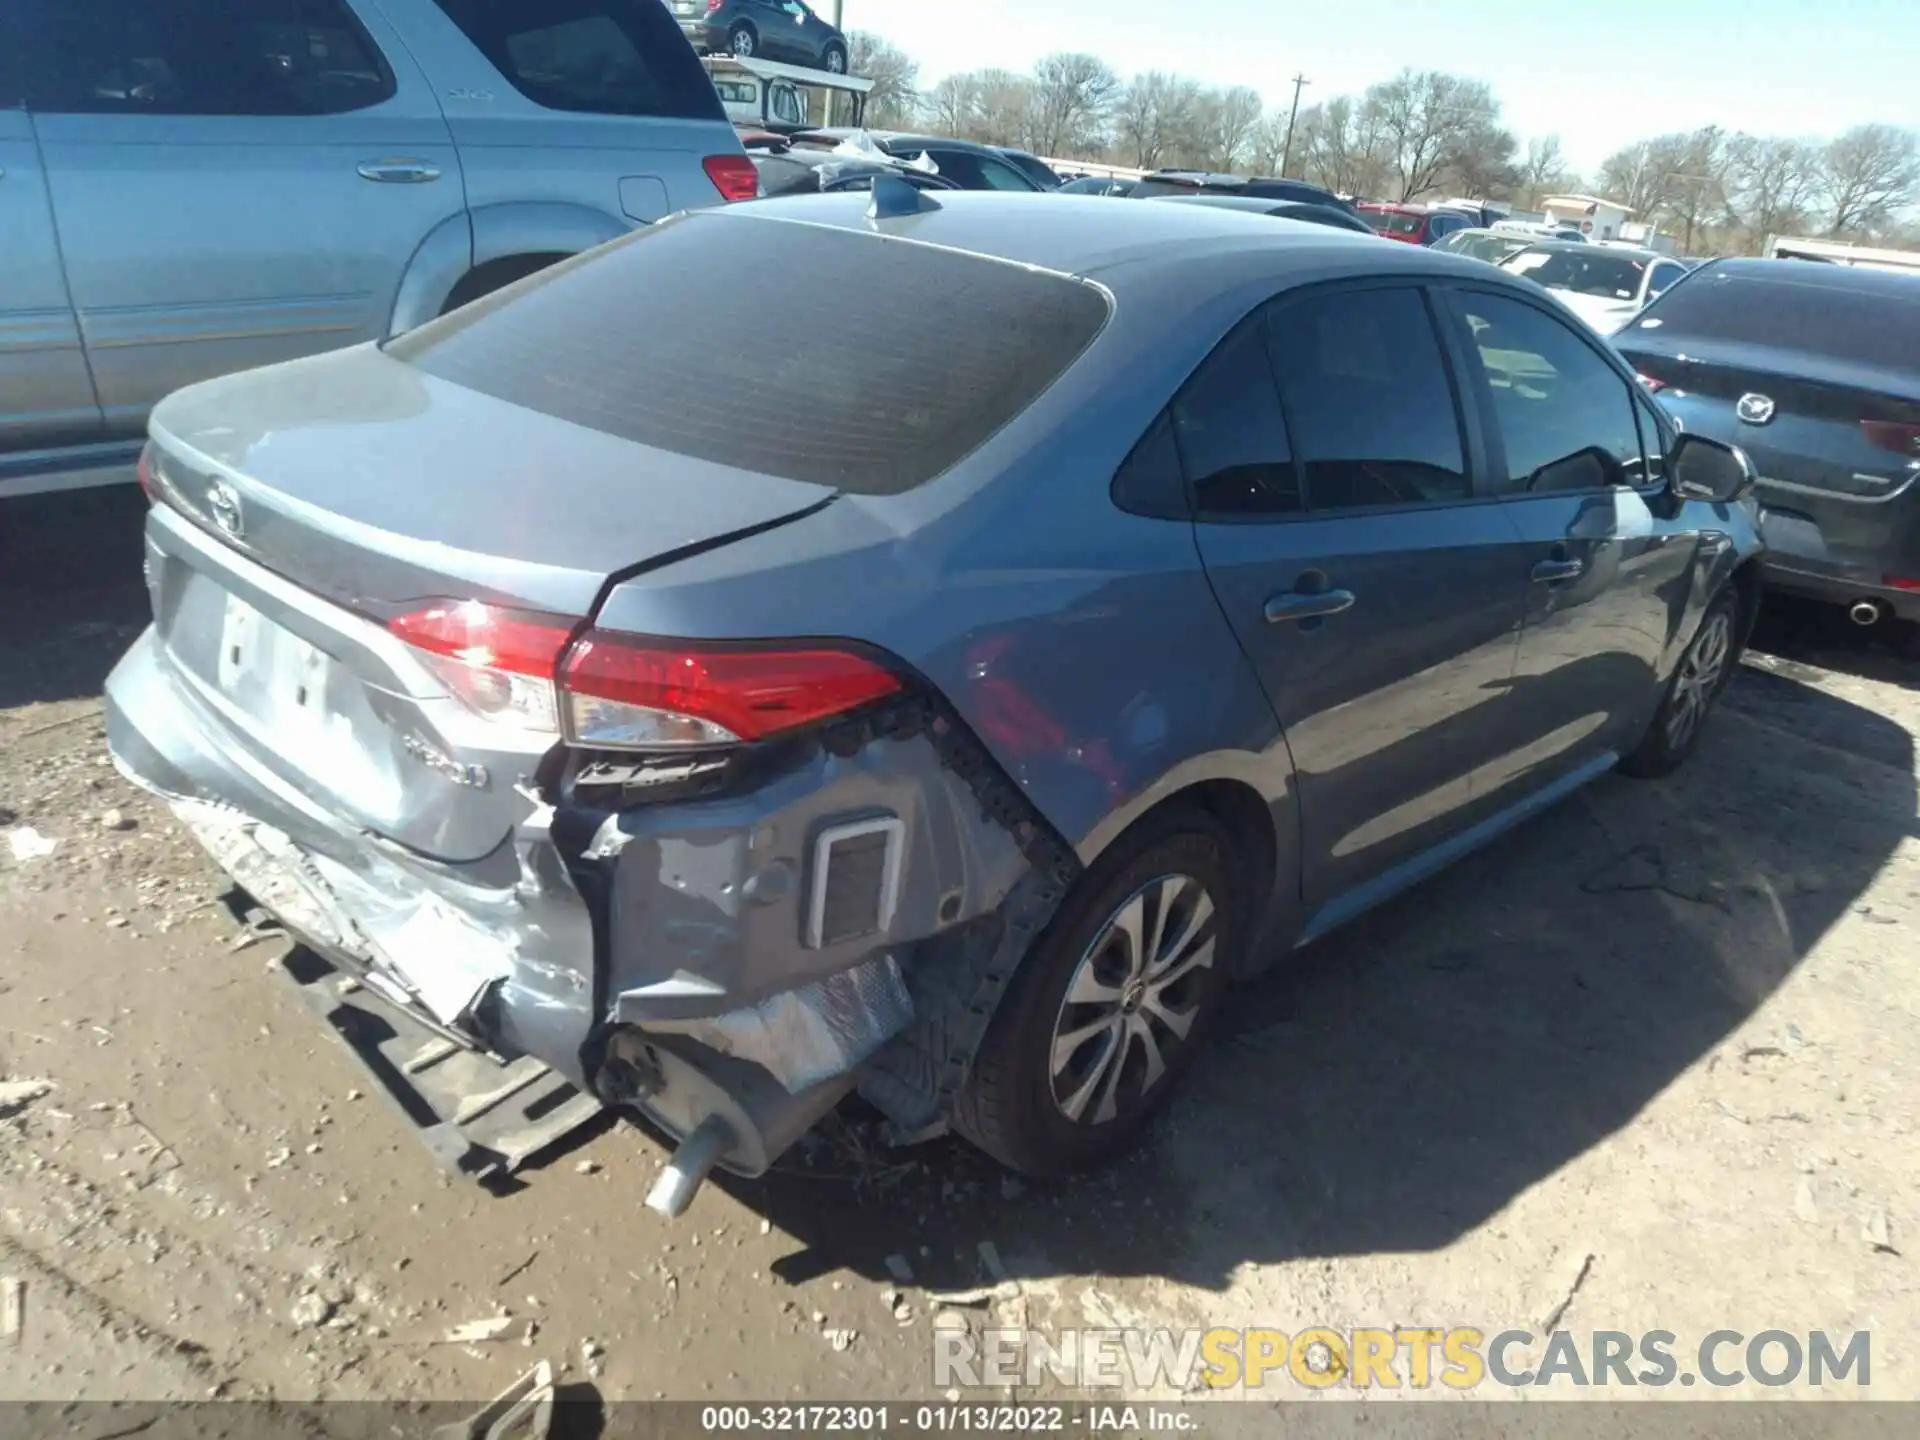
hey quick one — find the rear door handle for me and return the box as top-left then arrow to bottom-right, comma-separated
1264,589 -> 1356,624
358,159 -> 442,184
1531,557 -> 1585,583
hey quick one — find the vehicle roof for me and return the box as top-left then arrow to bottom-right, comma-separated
1151,193 -> 1311,215
1711,256 -> 1920,296
800,128 -> 1003,155
721,191 -> 1484,298
1358,201 -> 1427,213
1514,239 -> 1664,260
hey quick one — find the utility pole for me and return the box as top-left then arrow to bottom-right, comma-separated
831,1 -> 843,27
1279,73 -> 1310,178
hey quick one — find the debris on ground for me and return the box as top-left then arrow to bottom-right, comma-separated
433,1360 -> 556,1440
575,1160 -> 600,1176
1537,1251 -> 1596,1334
1865,1208 -> 1899,1255
1,1278 -> 23,1346
6,828 -> 58,864
823,1327 -> 857,1353
290,1293 -> 334,1331
0,1079 -> 54,1117
445,1314 -> 521,1345
99,809 -> 135,832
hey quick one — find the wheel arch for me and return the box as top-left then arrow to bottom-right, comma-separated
387,202 -> 632,335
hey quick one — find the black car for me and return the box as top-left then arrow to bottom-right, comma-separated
791,130 -> 1047,190
674,0 -> 849,74
992,148 -> 1065,189
1617,260 -> 1920,627
1058,175 -> 1136,197
1129,169 -> 1355,212
1149,193 -> 1378,235
752,149 -> 960,197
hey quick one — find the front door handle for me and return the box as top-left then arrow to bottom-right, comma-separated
1531,557 -> 1585,583
1264,588 -> 1356,624
358,159 -> 442,184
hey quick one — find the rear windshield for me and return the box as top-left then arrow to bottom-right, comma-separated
428,0 -> 724,120
1368,211 -> 1425,236
387,213 -> 1111,493
1640,270 -> 1920,371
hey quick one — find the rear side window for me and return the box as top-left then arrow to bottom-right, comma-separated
428,0 -> 724,120
387,213 -> 1110,493
1267,287 -> 1469,510
1636,271 -> 1920,371
1171,318 -> 1300,518
21,0 -> 394,116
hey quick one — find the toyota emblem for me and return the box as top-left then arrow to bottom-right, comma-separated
1736,393 -> 1776,426
208,482 -> 245,540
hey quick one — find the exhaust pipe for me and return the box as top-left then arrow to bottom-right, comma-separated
1849,600 -> 1883,627
646,1115 -> 734,1219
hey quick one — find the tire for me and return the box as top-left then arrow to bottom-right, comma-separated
822,42 -> 848,74
728,23 -> 757,58
954,811 -> 1238,1178
1620,586 -> 1740,778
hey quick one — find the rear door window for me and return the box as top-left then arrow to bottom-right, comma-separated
427,0 -> 725,120
21,0 -> 395,116
1172,317 -> 1300,518
1632,270 -> 1920,371
386,211 -> 1110,493
1266,286 -> 1471,510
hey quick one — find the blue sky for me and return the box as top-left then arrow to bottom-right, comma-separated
846,0 -> 1918,171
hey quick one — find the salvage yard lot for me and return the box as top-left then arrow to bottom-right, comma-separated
2,487 -> 1917,1403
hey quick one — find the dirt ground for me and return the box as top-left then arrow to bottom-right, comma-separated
2,486 -> 1916,1408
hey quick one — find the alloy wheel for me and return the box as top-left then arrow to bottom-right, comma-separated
1048,873 -> 1217,1126
1666,609 -> 1731,749
732,30 -> 755,57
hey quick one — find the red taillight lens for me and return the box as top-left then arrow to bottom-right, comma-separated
389,602 -> 575,733
136,444 -> 155,501
706,0 -> 723,9
389,603 -> 903,750
561,635 -> 902,749
1861,420 -> 1920,457
703,153 -> 760,203
1886,576 -> 1920,593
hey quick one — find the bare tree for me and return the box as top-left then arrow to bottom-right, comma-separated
1115,71 -> 1175,169
1516,135 -> 1572,209
1028,52 -> 1121,158
970,68 -> 1039,147
1189,85 -> 1264,172
848,32 -> 919,129
922,73 -> 980,138
1363,69 -> 1507,201
1724,134 -> 1821,248
1250,111 -> 1291,176
1598,127 -> 1731,248
1821,123 -> 1920,236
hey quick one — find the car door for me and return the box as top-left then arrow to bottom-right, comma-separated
22,0 -> 463,437
1435,284 -> 1700,804
1187,282 -> 1532,926
0,33 -> 104,462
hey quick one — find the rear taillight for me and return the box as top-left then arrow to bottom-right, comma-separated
703,153 -> 760,203
1861,420 -> 1920,458
388,602 -> 902,750
136,444 -> 155,502
561,636 -> 901,748
707,0 -> 723,9
1886,576 -> 1920,594
389,602 -> 573,733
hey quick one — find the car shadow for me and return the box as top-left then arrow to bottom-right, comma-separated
0,486 -> 153,710
719,667 -> 1915,1295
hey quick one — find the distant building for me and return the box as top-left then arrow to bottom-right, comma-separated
1543,194 -> 1633,241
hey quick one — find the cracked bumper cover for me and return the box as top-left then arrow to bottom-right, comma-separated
104,625 -> 1041,1182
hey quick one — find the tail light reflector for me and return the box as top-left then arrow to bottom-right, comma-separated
1861,420 -> 1920,458
136,444 -> 156,502
388,602 -> 902,749
707,0 -> 723,9
704,153 -> 760,203
1886,576 -> 1920,594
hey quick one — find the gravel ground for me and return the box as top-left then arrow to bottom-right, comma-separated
2,487 -> 1915,1408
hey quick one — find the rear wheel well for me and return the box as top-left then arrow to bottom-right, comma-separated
1109,779 -> 1278,979
440,253 -> 571,316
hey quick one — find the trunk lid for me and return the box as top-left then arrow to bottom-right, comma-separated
141,344 -> 835,863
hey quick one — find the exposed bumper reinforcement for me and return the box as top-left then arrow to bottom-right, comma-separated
276,949 -> 603,1183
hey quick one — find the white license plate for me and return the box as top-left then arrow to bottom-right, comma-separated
215,593 -> 340,739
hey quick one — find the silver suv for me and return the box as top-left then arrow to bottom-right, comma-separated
2,0 -> 752,496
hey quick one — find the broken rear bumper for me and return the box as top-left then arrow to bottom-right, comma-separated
105,621 -> 1048,1199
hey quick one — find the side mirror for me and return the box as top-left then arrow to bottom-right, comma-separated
1668,433 -> 1756,504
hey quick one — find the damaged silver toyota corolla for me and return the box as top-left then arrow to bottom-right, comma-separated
107,188 -> 1763,1215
